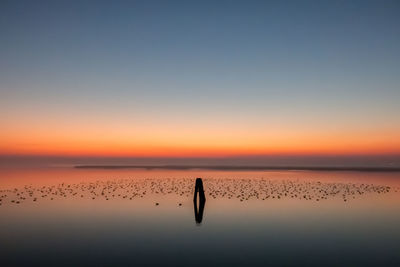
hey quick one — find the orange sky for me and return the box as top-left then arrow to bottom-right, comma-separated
1,118 -> 399,157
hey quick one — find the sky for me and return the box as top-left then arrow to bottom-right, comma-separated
0,0 -> 400,160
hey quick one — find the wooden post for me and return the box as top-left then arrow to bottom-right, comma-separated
193,178 -> 206,224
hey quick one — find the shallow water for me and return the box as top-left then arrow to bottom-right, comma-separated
1,167 -> 400,266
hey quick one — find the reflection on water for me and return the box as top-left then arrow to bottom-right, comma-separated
0,168 -> 400,266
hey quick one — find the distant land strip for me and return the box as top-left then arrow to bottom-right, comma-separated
74,165 -> 400,172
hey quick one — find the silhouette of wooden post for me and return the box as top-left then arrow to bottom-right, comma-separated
193,178 -> 206,224
194,178 -> 206,202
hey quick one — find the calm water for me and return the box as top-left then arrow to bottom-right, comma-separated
1,167 -> 400,266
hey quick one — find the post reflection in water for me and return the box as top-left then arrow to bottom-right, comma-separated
193,178 -> 206,225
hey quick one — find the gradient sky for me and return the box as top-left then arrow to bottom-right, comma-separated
1,0 -> 400,157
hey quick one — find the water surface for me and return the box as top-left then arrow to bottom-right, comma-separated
1,167 -> 399,266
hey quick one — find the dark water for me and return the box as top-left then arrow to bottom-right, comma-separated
1,167 -> 400,266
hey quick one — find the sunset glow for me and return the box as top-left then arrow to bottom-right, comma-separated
0,0 -> 399,161
1,114 -> 400,156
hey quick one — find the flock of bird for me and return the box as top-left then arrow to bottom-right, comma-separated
0,177 -> 396,206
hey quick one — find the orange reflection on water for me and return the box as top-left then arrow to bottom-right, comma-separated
1,167 -> 400,188
1,167 -> 399,215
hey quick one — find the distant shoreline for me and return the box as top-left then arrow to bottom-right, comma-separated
74,165 -> 400,172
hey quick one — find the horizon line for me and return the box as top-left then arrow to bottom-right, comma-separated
2,153 -> 400,159
74,165 -> 400,172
